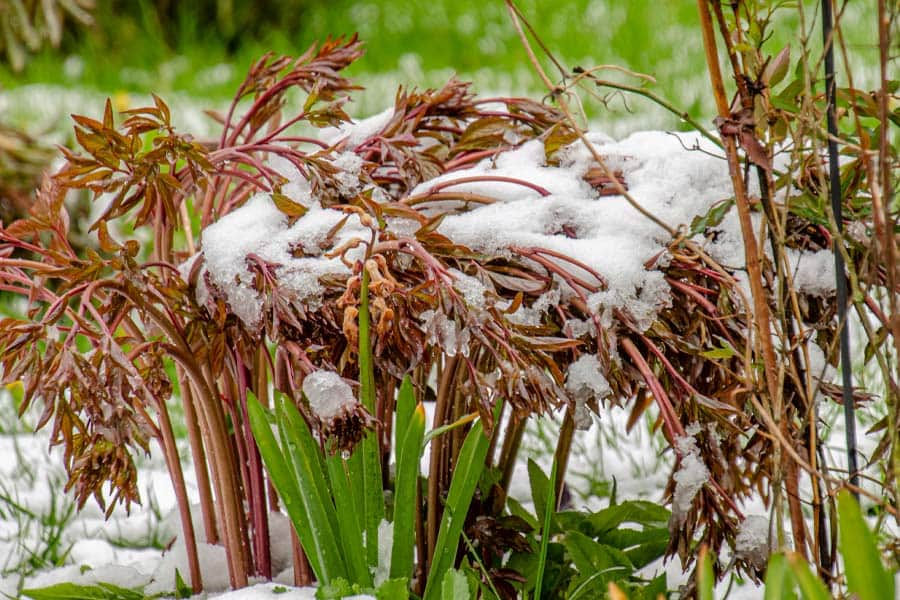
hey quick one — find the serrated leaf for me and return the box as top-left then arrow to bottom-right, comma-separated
376,578 -> 409,600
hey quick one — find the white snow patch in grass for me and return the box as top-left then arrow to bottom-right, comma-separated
302,370 -> 357,420
25,564 -> 153,590
213,583 -> 320,599
147,540 -> 230,594
373,519 -> 393,586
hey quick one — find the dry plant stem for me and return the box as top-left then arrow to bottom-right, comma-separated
504,0 -> 675,238
198,360 -> 252,586
877,0 -> 900,509
426,354 -> 460,569
573,70 -> 722,150
152,390 -> 204,591
176,367 -> 219,545
236,349 -> 273,578
290,527 -> 313,586
696,0 -> 800,552
498,414 -> 527,497
695,0 -> 780,408
143,215 -> 203,589
552,410 -> 575,510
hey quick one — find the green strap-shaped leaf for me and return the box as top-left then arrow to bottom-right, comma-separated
786,553 -> 830,600
394,376 -> 416,460
357,265 -> 385,568
423,403 -> 498,600
275,394 -> 349,583
697,545 -> 714,600
534,457 -> 558,600
326,452 -> 372,586
391,400 -> 425,580
837,490 -> 894,600
764,553 -> 797,600
247,392 -> 325,579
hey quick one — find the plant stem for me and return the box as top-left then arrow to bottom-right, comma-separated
176,368 -> 218,545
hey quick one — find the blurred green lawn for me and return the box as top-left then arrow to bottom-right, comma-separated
0,1 -> 881,136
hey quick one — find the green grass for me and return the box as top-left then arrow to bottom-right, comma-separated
1,1 -> 881,136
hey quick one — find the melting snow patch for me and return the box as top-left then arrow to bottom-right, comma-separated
302,370 -> 358,420
373,519 -> 393,586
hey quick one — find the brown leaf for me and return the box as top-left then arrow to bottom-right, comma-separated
272,193 -> 309,218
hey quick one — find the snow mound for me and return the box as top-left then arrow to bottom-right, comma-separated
302,370 -> 358,420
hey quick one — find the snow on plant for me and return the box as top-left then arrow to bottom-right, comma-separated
1,0 -> 896,592
671,424 -> 710,525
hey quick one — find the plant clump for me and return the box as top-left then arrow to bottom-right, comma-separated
0,6 -> 896,593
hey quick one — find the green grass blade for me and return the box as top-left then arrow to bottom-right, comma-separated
247,392 -> 325,579
423,404 -> 497,600
527,459 -> 550,524
357,265 -> 385,568
786,553 -> 830,600
391,400 -> 426,580
22,582 -> 144,600
697,545 -> 714,600
326,452 -> 373,586
358,264 -> 376,413
276,394 -> 349,583
278,394 -> 341,545
394,376 -> 416,458
533,457 -> 557,600
837,490 -> 894,600
764,553 -> 797,600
